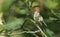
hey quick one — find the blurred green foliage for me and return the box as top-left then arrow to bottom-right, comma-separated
0,0 -> 60,37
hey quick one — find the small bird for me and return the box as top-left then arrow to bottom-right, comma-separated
33,6 -> 47,27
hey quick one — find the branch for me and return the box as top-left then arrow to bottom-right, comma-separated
0,30 -> 41,36
30,19 -> 47,37
35,24 -> 47,37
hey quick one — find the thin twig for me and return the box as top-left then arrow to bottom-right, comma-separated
35,24 -> 47,37
0,30 -> 41,36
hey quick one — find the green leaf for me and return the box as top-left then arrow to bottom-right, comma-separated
49,17 -> 57,20
32,2 -> 39,7
10,30 -> 25,37
3,18 -> 25,30
7,16 -> 18,22
18,8 -> 29,15
44,0 -> 59,9
0,25 -> 4,33
44,29 -> 55,37
2,0 -> 16,12
44,19 -> 52,23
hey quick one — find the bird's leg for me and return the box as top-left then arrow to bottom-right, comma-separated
42,21 -> 47,28
39,21 -> 43,26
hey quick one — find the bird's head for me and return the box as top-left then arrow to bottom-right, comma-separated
32,6 -> 42,13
